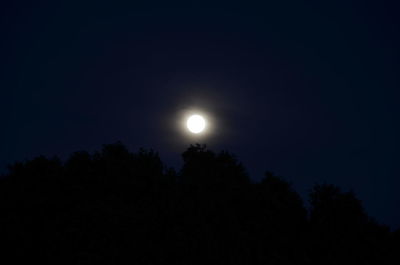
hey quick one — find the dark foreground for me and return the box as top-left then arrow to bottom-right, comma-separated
1,143 -> 399,264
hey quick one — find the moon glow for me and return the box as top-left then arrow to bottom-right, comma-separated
187,115 -> 206,134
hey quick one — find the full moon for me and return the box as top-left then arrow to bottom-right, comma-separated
187,114 -> 206,134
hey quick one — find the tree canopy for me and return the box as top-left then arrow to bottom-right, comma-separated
0,142 -> 397,264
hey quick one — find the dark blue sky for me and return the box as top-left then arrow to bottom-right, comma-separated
1,1 -> 400,228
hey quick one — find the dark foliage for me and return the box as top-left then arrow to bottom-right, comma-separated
0,142 -> 397,264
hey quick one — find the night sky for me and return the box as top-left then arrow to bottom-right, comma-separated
1,1 -> 399,228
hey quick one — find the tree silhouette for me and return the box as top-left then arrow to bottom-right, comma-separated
0,142 -> 397,264
309,184 -> 392,265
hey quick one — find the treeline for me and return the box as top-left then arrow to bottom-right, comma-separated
0,142 -> 399,264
